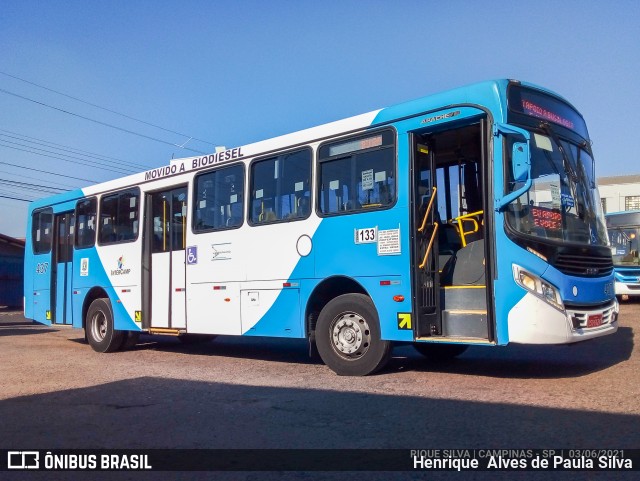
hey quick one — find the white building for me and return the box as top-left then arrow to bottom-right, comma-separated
598,175 -> 640,214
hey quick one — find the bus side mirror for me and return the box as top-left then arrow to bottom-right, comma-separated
512,141 -> 530,182
493,124 -> 532,211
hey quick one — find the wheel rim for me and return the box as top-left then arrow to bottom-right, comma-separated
330,311 -> 371,360
91,310 -> 108,342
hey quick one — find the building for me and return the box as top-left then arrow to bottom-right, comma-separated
598,175 -> 640,214
0,233 -> 25,308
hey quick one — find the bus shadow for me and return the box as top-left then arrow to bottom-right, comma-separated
122,335 -> 322,366
0,320 -> 38,327
392,326 -> 634,379
0,376 -> 639,476
68,324 -> 634,379
0,326 -> 58,337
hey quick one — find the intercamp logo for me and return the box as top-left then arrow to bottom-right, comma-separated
111,255 -> 131,276
8,451 -> 39,469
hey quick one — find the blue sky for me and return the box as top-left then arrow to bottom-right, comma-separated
1,0 -> 639,237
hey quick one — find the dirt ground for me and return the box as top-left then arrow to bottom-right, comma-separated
1,300 -> 638,480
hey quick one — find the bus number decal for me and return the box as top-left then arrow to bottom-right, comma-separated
36,262 -> 49,274
355,227 -> 377,244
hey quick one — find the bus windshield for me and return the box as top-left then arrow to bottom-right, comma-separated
608,225 -> 640,266
505,128 -> 608,246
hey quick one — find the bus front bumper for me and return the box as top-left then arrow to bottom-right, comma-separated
615,281 -> 640,297
507,293 -> 618,345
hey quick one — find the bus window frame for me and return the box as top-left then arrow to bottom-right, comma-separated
74,197 -> 98,250
316,127 -> 398,218
31,207 -> 54,255
192,162 -> 246,234
247,146 -> 313,227
97,187 -> 141,246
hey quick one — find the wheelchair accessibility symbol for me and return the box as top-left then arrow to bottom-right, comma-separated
187,246 -> 198,265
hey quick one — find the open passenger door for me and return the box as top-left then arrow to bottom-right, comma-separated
411,120 -> 493,342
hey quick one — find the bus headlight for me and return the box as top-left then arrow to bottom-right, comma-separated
513,265 -> 564,311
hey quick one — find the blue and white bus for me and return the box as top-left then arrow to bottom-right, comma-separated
24,79 -> 618,375
606,210 -> 640,300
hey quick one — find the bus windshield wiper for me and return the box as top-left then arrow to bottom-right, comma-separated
540,122 -> 578,183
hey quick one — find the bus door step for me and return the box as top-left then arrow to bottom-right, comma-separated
148,328 -> 184,336
441,285 -> 486,311
442,309 -> 488,339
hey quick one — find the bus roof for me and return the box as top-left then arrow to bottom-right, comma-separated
606,210 -> 640,227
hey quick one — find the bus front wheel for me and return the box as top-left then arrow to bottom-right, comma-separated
85,298 -> 124,353
316,293 -> 391,376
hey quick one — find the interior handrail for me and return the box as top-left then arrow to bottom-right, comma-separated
452,210 -> 484,247
417,187 -> 437,233
419,222 -> 439,269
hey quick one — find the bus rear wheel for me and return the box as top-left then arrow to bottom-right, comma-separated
85,298 -> 124,353
413,343 -> 468,360
316,293 -> 391,376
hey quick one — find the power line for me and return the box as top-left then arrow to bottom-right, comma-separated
0,186 -> 58,200
0,133 -> 144,172
0,160 -> 96,183
0,186 -> 53,202
0,129 -> 152,171
0,170 -> 78,189
0,193 -> 32,202
0,88 -> 208,154
0,178 -> 65,194
0,169 -> 82,190
0,70 -> 216,147
0,185 -> 40,200
0,142 -> 135,175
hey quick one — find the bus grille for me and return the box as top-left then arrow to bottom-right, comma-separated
566,302 -> 616,330
553,253 -> 613,277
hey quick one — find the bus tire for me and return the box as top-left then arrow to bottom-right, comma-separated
316,293 -> 391,376
413,343 -> 468,360
85,298 -> 124,353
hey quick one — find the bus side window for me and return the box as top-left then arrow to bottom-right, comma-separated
319,130 -> 396,216
32,208 -> 53,254
98,188 -> 140,245
193,163 -> 245,232
249,148 -> 311,225
75,198 -> 97,249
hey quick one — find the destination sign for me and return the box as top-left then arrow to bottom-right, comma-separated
508,85 -> 589,139
531,206 -> 562,231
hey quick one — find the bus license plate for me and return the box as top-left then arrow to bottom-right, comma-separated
587,314 -> 603,328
